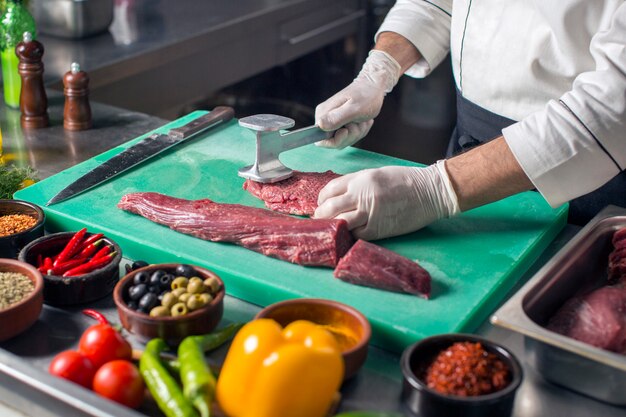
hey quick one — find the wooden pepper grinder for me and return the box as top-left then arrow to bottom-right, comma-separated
63,62 -> 92,131
16,32 -> 49,129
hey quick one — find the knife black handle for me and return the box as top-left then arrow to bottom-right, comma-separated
169,106 -> 235,139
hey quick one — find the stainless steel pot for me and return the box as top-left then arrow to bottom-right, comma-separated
31,0 -> 114,39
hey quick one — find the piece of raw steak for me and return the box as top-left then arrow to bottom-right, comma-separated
243,170 -> 341,216
118,192 -> 354,267
547,286 -> 626,354
333,239 -> 431,298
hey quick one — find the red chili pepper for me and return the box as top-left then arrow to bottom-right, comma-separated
91,245 -> 111,260
56,228 -> 88,263
62,252 -> 116,277
38,257 -> 54,274
75,239 -> 103,260
44,257 -> 53,270
77,233 -> 104,252
48,258 -> 86,276
83,309 -> 110,325
36,254 -> 43,268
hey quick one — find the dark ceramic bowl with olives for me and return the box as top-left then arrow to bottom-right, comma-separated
113,263 -> 225,345
18,231 -> 122,306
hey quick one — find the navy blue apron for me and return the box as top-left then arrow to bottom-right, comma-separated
447,90 -> 626,225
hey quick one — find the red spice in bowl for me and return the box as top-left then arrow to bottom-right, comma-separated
401,334 -> 522,417
425,341 -> 510,397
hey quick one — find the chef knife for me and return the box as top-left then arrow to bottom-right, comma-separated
47,106 -> 235,206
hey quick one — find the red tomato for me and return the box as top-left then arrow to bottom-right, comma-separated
78,323 -> 132,369
92,360 -> 145,409
48,350 -> 96,389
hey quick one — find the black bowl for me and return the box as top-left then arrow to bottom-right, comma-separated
0,199 -> 45,259
400,333 -> 523,417
18,231 -> 122,306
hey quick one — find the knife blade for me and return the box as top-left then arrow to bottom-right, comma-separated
47,106 -> 235,206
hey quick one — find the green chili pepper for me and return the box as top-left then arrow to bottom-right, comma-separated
140,338 -> 199,417
178,323 -> 243,417
165,357 -> 181,375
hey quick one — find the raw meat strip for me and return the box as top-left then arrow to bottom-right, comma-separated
118,192 -> 354,267
333,239 -> 431,299
612,227 -> 626,247
243,170 -> 341,216
608,227 -> 626,284
547,286 -> 626,354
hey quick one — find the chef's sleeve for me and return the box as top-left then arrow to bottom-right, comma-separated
502,3 -> 626,208
375,0 -> 452,78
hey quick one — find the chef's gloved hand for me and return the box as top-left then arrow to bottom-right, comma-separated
315,50 -> 402,149
314,162 -> 461,240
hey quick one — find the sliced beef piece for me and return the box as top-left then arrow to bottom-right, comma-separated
243,170 -> 341,216
333,239 -> 431,299
608,228 -> 626,284
612,227 -> 626,247
547,286 -> 626,354
118,192 -> 354,268
608,252 -> 626,285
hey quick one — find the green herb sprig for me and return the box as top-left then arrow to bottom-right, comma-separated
0,165 -> 38,199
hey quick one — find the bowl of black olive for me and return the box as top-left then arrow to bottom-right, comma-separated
113,263 -> 225,345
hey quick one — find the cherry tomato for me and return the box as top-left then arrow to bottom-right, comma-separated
78,323 -> 132,369
92,360 -> 145,409
48,350 -> 96,389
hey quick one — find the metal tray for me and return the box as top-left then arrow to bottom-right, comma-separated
491,205 -> 626,405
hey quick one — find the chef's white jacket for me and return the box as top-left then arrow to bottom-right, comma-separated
377,0 -> 626,207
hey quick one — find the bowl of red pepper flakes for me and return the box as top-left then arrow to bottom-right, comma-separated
0,199 -> 45,259
18,229 -> 122,306
400,333 -> 523,417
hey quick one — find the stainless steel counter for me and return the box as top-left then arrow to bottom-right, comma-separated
1,95 -> 625,416
35,0 -> 366,119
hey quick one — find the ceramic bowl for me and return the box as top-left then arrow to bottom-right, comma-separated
0,199 -> 45,259
400,333 -> 523,417
18,231 -> 122,306
0,259 -> 44,342
113,263 -> 225,345
255,298 -> 371,380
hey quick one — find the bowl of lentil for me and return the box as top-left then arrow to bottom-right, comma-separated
400,333 -> 523,417
0,258 -> 44,342
255,298 -> 371,380
113,263 -> 225,345
0,199 -> 45,259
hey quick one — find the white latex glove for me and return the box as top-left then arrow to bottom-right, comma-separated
314,162 -> 461,240
315,50 -> 401,149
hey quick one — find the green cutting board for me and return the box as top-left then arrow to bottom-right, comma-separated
15,111 -> 567,353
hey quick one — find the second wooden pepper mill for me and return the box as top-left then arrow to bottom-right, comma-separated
63,62 -> 92,131
16,31 -> 49,129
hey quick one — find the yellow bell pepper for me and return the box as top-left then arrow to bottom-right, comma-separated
216,319 -> 344,417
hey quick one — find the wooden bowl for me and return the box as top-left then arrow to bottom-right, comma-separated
113,263 -> 225,345
18,231 -> 122,306
0,259 -> 44,342
400,333 -> 523,417
255,298 -> 371,380
0,199 -> 45,259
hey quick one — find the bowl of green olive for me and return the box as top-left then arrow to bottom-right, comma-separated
113,263 -> 225,345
